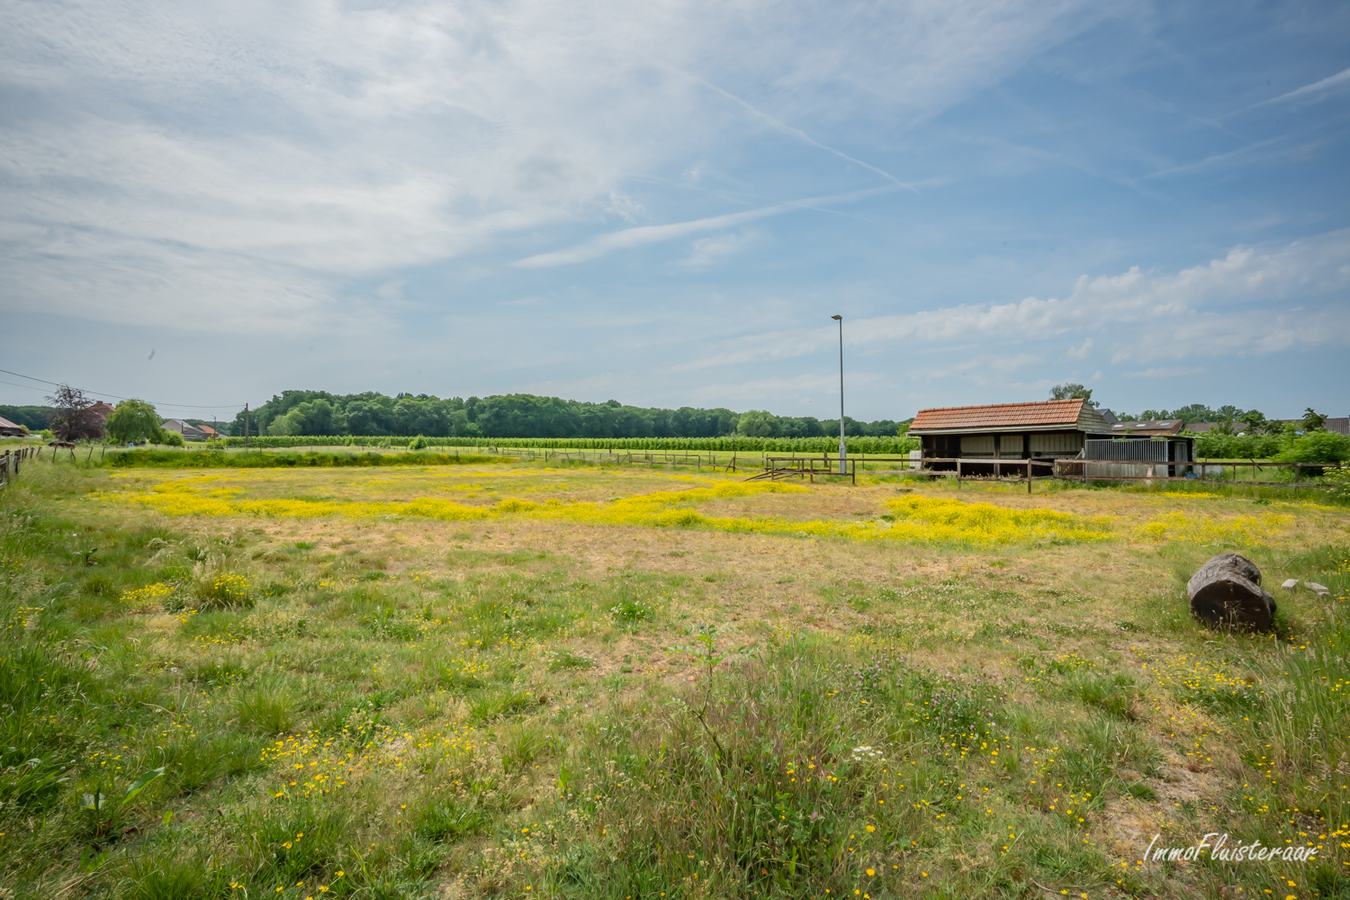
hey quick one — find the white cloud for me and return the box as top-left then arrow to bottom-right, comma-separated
677,230 -> 759,267
680,229 -> 1350,370
513,187 -> 892,268
0,0 -> 1100,332
1066,337 -> 1093,358
1242,66 -> 1350,112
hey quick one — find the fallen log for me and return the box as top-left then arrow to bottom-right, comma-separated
1187,552 -> 1276,632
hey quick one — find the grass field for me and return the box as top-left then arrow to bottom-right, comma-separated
2,453 -> 1348,899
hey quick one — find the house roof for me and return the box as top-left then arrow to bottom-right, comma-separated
1110,419 -> 1186,436
910,399 -> 1098,434
0,416 -> 28,434
88,401 -> 115,420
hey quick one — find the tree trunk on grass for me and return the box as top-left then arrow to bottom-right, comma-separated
1187,553 -> 1276,632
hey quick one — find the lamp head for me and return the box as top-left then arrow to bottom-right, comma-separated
831,315 -> 842,320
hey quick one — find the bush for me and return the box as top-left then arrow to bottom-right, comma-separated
1276,431 -> 1350,476
160,429 -> 184,447
409,435 -> 428,450
1194,431 -> 1285,459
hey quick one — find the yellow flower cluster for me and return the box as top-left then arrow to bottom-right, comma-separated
1139,511 -> 1291,546
120,582 -> 175,605
262,721 -> 479,799
99,477 -> 1115,547
204,573 -> 252,606
882,496 -> 1112,546
1135,649 -> 1261,700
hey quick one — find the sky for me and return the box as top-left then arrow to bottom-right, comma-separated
1,0 -> 1348,422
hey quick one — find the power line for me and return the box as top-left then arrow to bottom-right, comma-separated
0,367 -> 243,411
0,378 -> 50,394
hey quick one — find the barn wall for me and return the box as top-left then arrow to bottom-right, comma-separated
1029,432 -> 1081,455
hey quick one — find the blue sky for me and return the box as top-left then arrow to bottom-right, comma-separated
1,0 -> 1347,422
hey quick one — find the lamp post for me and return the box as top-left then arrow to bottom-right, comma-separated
831,315 -> 845,475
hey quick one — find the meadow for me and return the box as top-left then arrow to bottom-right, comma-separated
1,451 -> 1348,899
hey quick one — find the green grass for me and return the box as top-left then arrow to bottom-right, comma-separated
1,456 -> 1348,897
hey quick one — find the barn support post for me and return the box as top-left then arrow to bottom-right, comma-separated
957,458 -> 962,488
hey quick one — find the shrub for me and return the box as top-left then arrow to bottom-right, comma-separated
409,435 -> 428,450
1194,431 -> 1284,460
1276,431 -> 1350,476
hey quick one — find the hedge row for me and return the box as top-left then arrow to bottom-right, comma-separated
220,434 -> 920,454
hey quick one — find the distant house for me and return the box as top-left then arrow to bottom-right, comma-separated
0,416 -> 29,437
161,418 -> 209,441
88,401 -> 115,422
196,424 -> 221,439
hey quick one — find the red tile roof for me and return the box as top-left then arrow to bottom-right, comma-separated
910,399 -> 1085,432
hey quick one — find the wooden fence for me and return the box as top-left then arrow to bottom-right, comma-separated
747,454 -> 1347,494
0,447 -> 38,491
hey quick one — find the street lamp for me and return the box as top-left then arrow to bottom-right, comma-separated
831,315 -> 845,475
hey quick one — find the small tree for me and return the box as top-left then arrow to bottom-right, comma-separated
1303,408 -> 1327,432
45,384 -> 105,441
1048,383 -> 1098,408
735,410 -> 780,438
105,399 -> 162,444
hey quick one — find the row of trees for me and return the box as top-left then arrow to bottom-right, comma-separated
226,391 -> 909,440
1047,384 -> 1332,436
13,387 -> 185,446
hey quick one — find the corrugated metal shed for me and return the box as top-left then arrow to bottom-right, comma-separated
0,416 -> 29,437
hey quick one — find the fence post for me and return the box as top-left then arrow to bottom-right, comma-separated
957,459 -> 962,488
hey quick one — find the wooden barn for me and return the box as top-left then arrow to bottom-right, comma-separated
909,399 -> 1113,469
910,399 -> 1196,477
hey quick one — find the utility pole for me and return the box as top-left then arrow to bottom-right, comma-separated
832,314 -> 845,475
244,404 -> 249,449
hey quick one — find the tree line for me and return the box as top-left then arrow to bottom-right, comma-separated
225,391 -> 909,440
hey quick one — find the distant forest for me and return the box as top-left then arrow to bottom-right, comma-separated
224,391 -> 907,440
0,406 -> 51,432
